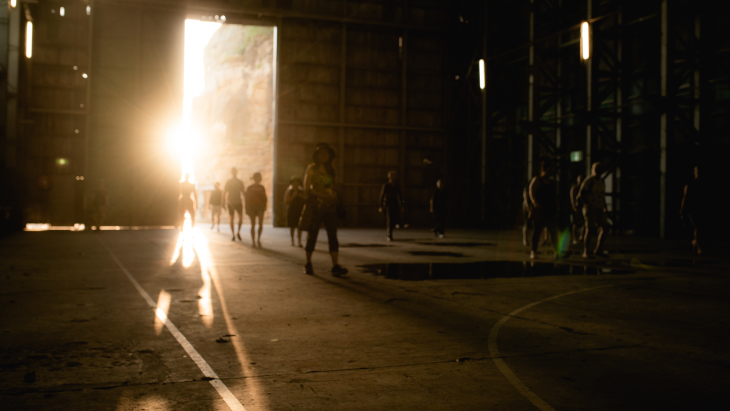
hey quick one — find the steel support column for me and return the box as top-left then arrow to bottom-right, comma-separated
338,22 -> 349,224
659,0 -> 668,238
585,0 -> 593,177
693,14 -> 700,132
5,2 -> 20,169
272,20 -> 281,226
614,7 -> 622,228
84,0 -> 95,179
527,0 -> 534,181
480,2 -> 487,223
338,23 -> 346,183
399,30 -> 408,201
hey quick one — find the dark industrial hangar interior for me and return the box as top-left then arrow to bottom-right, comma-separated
1,1 -> 729,411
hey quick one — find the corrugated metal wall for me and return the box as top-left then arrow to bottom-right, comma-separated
89,2 -> 183,226
21,2 -> 90,225
275,18 -> 447,227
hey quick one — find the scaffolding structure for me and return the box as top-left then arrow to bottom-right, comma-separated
453,0 -> 725,237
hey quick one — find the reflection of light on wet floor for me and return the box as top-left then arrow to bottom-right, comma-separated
170,213 -> 195,268
168,213 -> 215,327
166,210 -> 266,404
199,230 -> 268,408
193,231 -> 214,327
115,393 -> 170,411
154,290 -> 171,336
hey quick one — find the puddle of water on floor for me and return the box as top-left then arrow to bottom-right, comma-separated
408,251 -> 465,257
340,243 -> 394,248
357,260 -> 636,281
659,259 -> 720,267
606,249 -> 660,254
416,242 -> 495,247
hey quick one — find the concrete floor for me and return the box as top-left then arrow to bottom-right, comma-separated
1,226 -> 728,410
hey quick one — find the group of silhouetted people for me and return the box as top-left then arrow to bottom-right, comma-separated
525,160 -> 704,258
177,142 -> 450,275
178,168 -> 268,247
178,146 -> 703,275
378,171 -> 448,241
199,143 -> 448,276
524,160 -> 609,259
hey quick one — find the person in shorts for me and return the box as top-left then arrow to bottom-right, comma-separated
245,172 -> 267,248
578,162 -> 608,258
224,167 -> 245,241
178,173 -> 197,227
209,182 -> 223,231
302,143 -> 347,277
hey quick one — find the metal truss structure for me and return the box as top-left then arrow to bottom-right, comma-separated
453,0 -> 727,237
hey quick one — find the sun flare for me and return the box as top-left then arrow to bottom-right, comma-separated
170,20 -> 222,183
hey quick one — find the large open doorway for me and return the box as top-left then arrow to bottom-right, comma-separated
179,19 -> 277,226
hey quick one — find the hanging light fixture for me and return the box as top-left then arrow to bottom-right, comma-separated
26,21 -> 33,58
479,59 -> 486,90
580,21 -> 590,60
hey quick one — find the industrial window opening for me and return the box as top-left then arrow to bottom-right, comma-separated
178,19 -> 277,225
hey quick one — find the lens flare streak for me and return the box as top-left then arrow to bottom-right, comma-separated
169,214 -> 215,327
193,231 -> 215,327
154,290 -> 172,336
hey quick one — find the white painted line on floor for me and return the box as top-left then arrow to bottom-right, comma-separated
488,285 -> 614,411
101,241 -> 247,411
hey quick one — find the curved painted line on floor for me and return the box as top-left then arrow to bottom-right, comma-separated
488,284 -> 614,411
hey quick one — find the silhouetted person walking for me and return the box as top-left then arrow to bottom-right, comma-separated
179,173 -> 197,227
379,171 -> 404,241
224,167 -> 245,241
680,166 -> 705,254
210,182 -> 223,231
245,172 -> 267,248
284,176 -> 305,247
570,174 -> 584,244
430,179 -> 447,238
529,161 -> 559,259
302,143 -> 347,276
90,180 -> 108,231
522,185 -> 533,246
578,162 -> 608,258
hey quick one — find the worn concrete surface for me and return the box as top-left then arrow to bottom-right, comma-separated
1,226 -> 728,410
